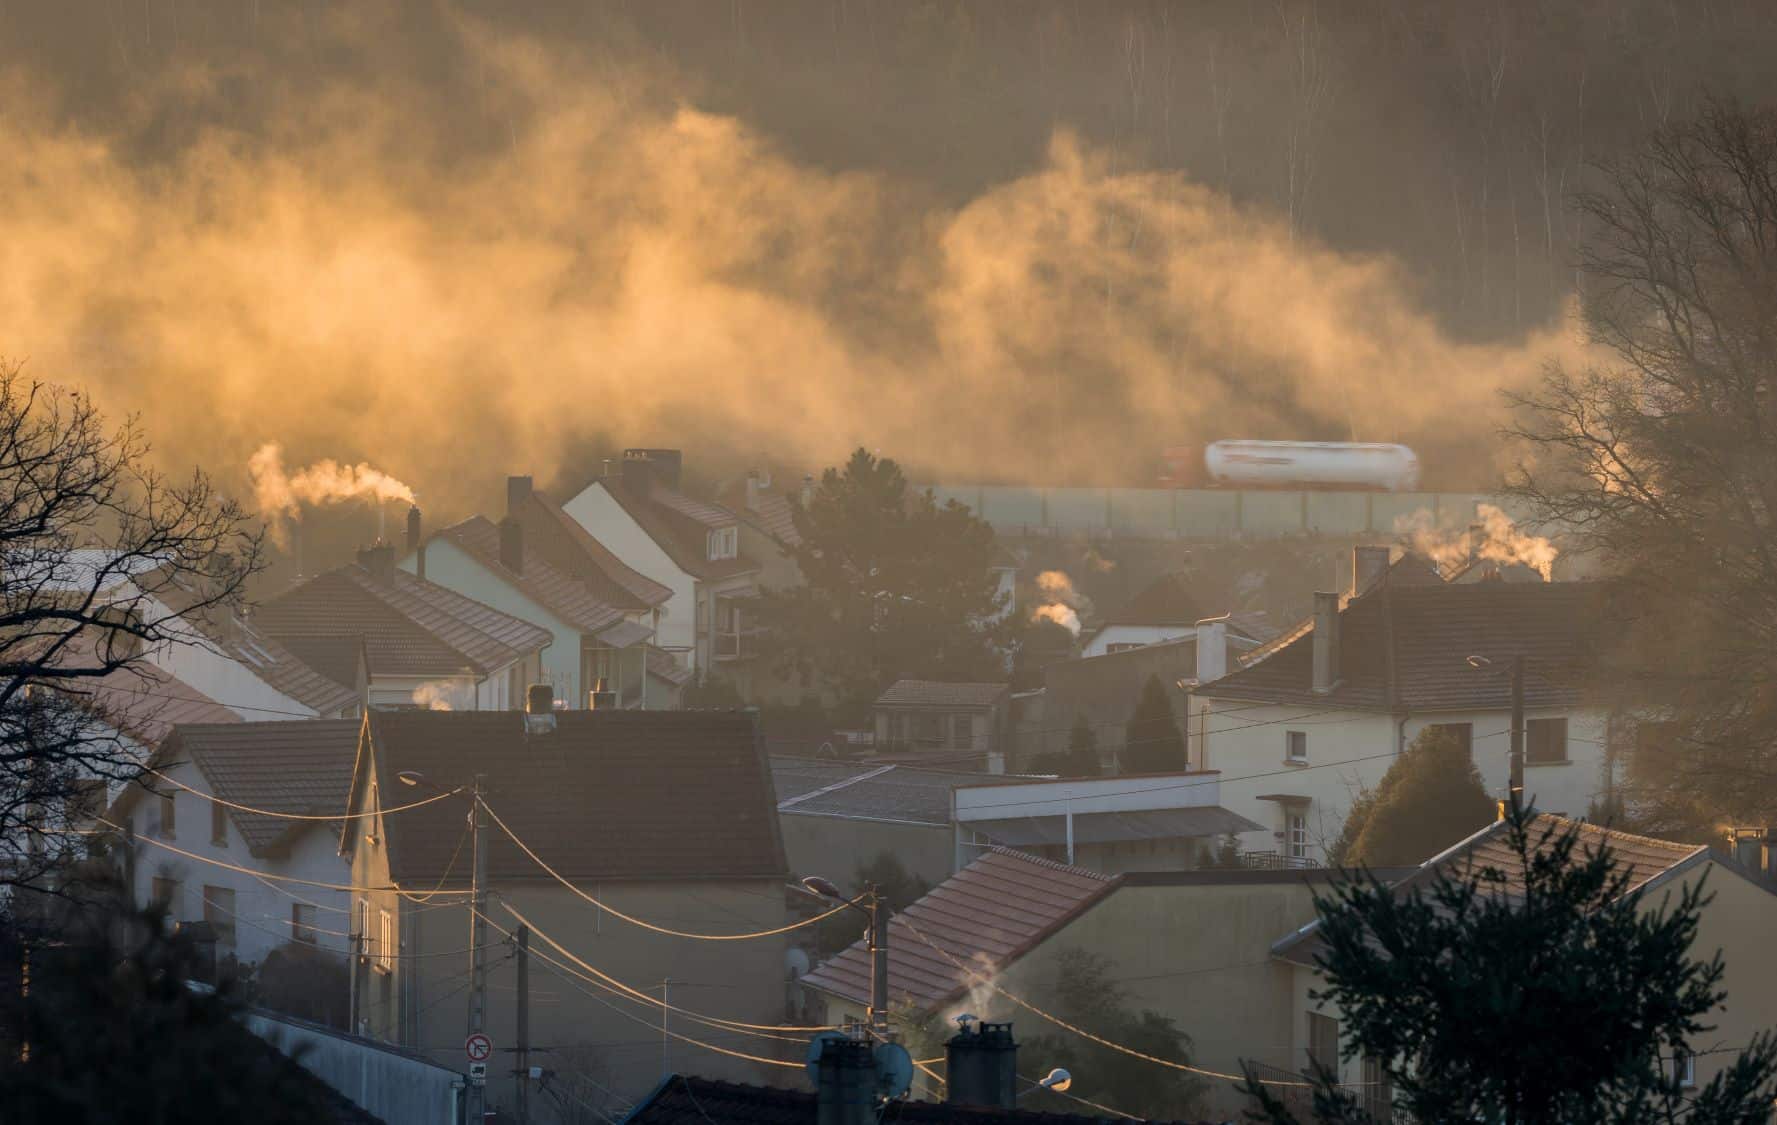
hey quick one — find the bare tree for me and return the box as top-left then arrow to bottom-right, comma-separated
1504,100 -> 1777,835
0,362 -> 261,893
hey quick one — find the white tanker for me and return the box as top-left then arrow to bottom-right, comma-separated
1164,440 -> 1421,491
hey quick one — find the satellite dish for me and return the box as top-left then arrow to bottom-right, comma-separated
785,947 -> 811,979
873,1042 -> 913,1100
817,740 -> 838,759
804,1031 -> 848,1086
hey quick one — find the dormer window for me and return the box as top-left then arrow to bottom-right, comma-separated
707,525 -> 738,561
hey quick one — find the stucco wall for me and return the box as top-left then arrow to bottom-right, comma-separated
1194,698 -> 1612,863
147,593 -> 321,720
561,483 -> 698,670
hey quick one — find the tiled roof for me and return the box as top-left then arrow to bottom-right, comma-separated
1108,572 -> 1203,626
518,490 -> 673,609
434,516 -> 632,637
270,634 -> 364,694
598,480 -> 761,581
258,566 -> 550,678
80,665 -> 242,745
1200,580 -> 1618,712
800,849 -> 1118,1010
624,1076 -> 1209,1125
165,720 -> 363,857
745,493 -> 803,546
646,647 -> 694,687
154,581 -> 360,717
772,758 -> 986,825
1273,813 -> 1709,966
358,710 -> 785,885
875,681 -> 1010,709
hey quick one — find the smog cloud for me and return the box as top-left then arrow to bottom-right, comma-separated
0,11 -> 1592,524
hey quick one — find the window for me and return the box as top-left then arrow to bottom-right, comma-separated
202,886 -> 236,948
151,877 -> 180,913
211,801 -> 228,847
1362,1056 -> 1393,1120
291,903 -> 318,944
1526,717 -> 1569,765
1670,1050 -> 1696,1088
1105,643 -> 1144,654
706,525 -> 738,561
951,715 -> 973,748
1307,1011 -> 1340,1075
1425,722 -> 1474,758
1287,812 -> 1309,859
376,908 -> 394,972
1286,730 -> 1308,763
356,899 -> 372,959
157,791 -> 176,839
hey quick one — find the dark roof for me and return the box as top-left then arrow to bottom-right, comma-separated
624,1075 -> 1208,1125
599,479 -> 761,581
258,566 -> 551,678
800,849 -> 1117,1010
513,490 -> 674,609
772,758 -> 987,825
272,635 -> 365,694
81,664 -> 241,745
164,720 -> 363,856
433,516 -> 636,638
1273,814 -> 1708,966
1108,572 -> 1203,626
155,581 -> 360,717
354,710 -> 786,885
1200,580 -> 1618,712
875,681 -> 1010,709
647,646 -> 694,687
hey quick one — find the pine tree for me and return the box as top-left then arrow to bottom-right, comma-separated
1243,804 -> 1777,1123
1326,726 -> 1496,868
1120,675 -> 1187,774
1029,714 -> 1103,777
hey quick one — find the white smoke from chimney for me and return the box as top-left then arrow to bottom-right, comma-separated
249,442 -> 418,545
1030,570 -> 1090,637
410,682 -> 455,711
1395,503 -> 1559,580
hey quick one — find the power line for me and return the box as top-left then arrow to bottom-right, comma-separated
143,765 -> 463,822
1016,1072 -> 1139,1121
480,798 -> 857,941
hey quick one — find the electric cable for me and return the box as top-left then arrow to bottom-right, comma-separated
1017,1072 -> 1140,1120
141,765 -> 464,821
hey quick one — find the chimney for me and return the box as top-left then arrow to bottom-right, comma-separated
623,449 -> 683,491
1351,545 -> 1390,596
405,505 -> 422,554
744,470 -> 762,513
499,516 -> 524,574
524,683 -> 557,734
946,1020 -> 1018,1108
356,543 -> 396,585
507,475 -> 533,519
801,473 -> 815,507
1311,591 -> 1340,694
1195,617 -> 1228,683
816,1036 -> 877,1125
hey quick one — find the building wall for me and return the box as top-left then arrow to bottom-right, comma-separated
777,813 -> 955,891
125,760 -> 351,968
1193,698 -> 1612,863
561,483 -> 699,671
1081,624 -> 1194,659
399,539 -> 579,707
149,595 -> 320,720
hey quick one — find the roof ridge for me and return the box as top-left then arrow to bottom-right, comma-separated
981,845 -> 1120,884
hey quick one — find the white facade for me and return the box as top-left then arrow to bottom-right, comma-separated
1192,697 -> 1613,864
122,759 -> 350,968
561,482 -> 698,669
1081,622 -> 1196,659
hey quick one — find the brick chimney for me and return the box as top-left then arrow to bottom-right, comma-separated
1311,591 -> 1341,694
499,516 -> 524,574
507,475 -> 533,518
356,544 -> 396,585
946,1020 -> 1018,1108
1351,545 -> 1390,596
816,1036 -> 878,1125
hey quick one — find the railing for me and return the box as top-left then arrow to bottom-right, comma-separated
1240,850 -> 1323,870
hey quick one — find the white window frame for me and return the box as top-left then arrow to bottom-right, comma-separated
291,903 -> 318,944
1288,812 -> 1309,859
706,525 -> 738,561
1671,1050 -> 1696,1088
1286,730 -> 1308,763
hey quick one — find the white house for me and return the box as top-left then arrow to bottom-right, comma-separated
113,719 -> 363,969
1192,564 -> 1621,865
399,480 -> 681,710
1079,570 -> 1273,660
559,450 -> 774,685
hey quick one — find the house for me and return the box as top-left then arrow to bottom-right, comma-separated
773,757 -> 994,891
560,450 -> 799,696
798,848 -> 1360,1118
342,709 -> 791,1107
256,547 -> 552,712
1021,616 -> 1272,773
1269,815 -> 1777,1108
1078,572 -> 1272,660
112,720 -> 363,968
400,482 -> 684,710
1190,569 -> 1620,865
873,681 -> 1011,771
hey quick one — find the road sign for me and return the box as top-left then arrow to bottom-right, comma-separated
468,1062 -> 488,1085
466,1033 -> 494,1062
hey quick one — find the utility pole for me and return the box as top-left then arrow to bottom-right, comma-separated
466,774 -> 490,1124
515,925 -> 530,1125
868,886 -> 890,1038
660,977 -> 674,1078
1509,656 -> 1526,812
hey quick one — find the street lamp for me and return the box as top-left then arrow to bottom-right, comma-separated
799,875 -> 887,1037
1466,653 -> 1525,813
1023,1068 -> 1073,1096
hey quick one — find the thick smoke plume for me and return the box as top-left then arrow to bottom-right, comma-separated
0,12 -> 1592,518
248,443 -> 416,544
1397,503 -> 1560,580
1030,570 -> 1089,637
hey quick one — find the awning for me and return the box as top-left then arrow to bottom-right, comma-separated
967,806 -> 1266,848
593,619 -> 654,649
1255,793 -> 1314,806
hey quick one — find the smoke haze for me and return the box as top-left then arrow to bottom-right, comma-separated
0,3 -> 1632,520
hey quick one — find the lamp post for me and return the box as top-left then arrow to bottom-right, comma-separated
1466,654 -> 1526,813
800,876 -> 886,1037
1019,1068 -> 1074,1098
